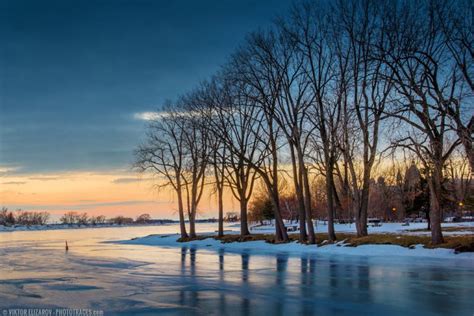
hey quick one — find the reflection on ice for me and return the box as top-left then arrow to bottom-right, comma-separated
0,226 -> 473,315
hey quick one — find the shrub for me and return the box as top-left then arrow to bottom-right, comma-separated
135,213 -> 151,224
60,211 -> 80,225
12,209 -> 50,225
109,216 -> 134,225
77,213 -> 89,225
89,215 -> 106,225
0,207 -> 15,226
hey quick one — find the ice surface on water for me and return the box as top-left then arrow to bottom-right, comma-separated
0,224 -> 473,315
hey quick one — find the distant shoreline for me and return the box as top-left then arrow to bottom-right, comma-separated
0,222 -> 175,233
0,219 -> 227,233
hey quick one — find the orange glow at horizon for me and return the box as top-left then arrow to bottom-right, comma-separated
0,171 -> 238,221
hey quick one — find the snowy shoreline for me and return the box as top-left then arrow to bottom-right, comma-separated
114,232 -> 474,261
114,221 -> 474,261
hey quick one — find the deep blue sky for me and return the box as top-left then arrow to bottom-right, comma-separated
0,0 -> 291,174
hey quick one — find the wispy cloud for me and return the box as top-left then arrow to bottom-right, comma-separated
133,110 -> 207,122
112,177 -> 148,184
0,166 -> 22,176
2,181 -> 26,185
78,200 -> 158,208
134,111 -> 163,121
29,176 -> 60,181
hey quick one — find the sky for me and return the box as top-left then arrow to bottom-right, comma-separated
0,0 -> 292,219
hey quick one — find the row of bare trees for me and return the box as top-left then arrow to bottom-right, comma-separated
0,208 -> 50,226
59,212 -> 154,225
136,0 -> 472,245
0,209 -> 164,227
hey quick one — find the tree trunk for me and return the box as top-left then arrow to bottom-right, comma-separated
353,192 -> 362,236
176,187 -> 188,239
269,130 -> 289,243
271,192 -> 289,242
302,165 -> 316,244
290,145 -> 307,242
189,181 -> 199,239
325,163 -> 337,242
217,185 -> 224,237
332,177 -> 344,220
359,193 -> 369,237
269,178 -> 289,242
189,209 -> 196,238
355,172 -> 370,237
240,198 -> 250,236
426,210 -> 431,231
428,164 -> 444,245
358,205 -> 368,236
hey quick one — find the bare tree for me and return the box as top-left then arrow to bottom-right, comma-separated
134,107 -> 189,239
178,98 -> 210,238
186,82 -> 229,237
136,101 -> 208,238
228,31 -> 293,242
331,0 -> 394,237
198,77 -> 260,237
208,129 -> 227,237
284,1 -> 343,241
445,149 -> 473,216
380,0 -> 462,244
252,18 -> 318,243
436,0 -> 474,170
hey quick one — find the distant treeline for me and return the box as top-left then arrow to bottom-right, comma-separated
0,208 -> 172,226
0,207 -> 49,226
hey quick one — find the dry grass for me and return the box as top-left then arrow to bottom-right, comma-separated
342,234 -> 473,250
177,235 -> 208,242
177,231 -> 474,253
328,233 -> 474,253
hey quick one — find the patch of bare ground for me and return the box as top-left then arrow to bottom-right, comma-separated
177,235 -> 209,242
341,234 -> 474,253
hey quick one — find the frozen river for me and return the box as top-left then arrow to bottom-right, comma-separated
0,224 -> 473,315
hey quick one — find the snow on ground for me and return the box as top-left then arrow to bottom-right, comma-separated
1,220 -> 471,236
250,220 -> 474,235
114,221 -> 473,261
116,232 -> 474,262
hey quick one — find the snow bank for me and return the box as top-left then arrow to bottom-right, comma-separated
115,232 -> 474,262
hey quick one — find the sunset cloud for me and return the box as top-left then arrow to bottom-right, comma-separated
29,176 -> 60,181
2,181 -> 26,185
0,171 -> 178,218
112,177 -> 149,184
